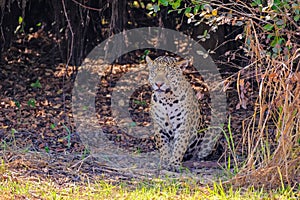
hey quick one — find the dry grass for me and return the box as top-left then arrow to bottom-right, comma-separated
231,57 -> 300,188
225,5 -> 300,188
183,0 -> 300,189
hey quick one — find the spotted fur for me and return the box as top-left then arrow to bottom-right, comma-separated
146,56 -> 219,171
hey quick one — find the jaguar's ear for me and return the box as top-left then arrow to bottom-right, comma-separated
145,56 -> 153,65
177,56 -> 193,69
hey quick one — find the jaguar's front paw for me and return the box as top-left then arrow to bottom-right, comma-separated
167,164 -> 181,172
159,159 -> 187,172
159,160 -> 179,172
166,162 -> 187,173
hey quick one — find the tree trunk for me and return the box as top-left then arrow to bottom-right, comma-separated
107,0 -> 128,63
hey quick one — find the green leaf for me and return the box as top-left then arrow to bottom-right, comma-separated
153,4 -> 160,12
295,9 -> 300,15
159,0 -> 168,6
177,9 -> 183,14
294,15 -> 300,22
184,7 -> 192,14
133,100 -> 147,106
267,34 -> 273,39
18,16 -> 23,24
271,37 -> 285,48
11,128 -> 17,135
27,99 -> 36,107
277,38 -> 285,45
146,3 -> 154,10
130,122 -> 137,127
270,39 -> 277,47
251,0 -> 262,7
143,49 -> 150,56
36,22 -> 42,27
31,80 -> 42,88
273,0 -> 281,6
263,24 -> 274,31
140,50 -> 150,60
171,0 -> 181,9
14,100 -> 20,108
50,124 -> 56,129
45,146 -> 50,153
194,5 -> 200,14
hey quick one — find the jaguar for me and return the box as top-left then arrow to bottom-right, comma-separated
146,55 -> 220,171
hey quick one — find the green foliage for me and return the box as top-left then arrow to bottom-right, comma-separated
81,147 -> 90,159
14,16 -> 25,34
62,123 -> 72,149
224,116 -> 239,174
147,0 -> 182,14
130,121 -> 137,127
11,128 -> 17,145
30,80 -> 42,89
251,0 -> 262,7
14,16 -> 42,33
140,49 -> 150,61
50,123 -> 56,129
44,146 -> 50,153
150,0 -> 299,58
248,0 -> 299,56
18,16 -> 23,24
133,99 -> 147,106
159,0 -> 169,6
14,100 -> 20,109
27,98 -> 36,108
263,24 -> 274,31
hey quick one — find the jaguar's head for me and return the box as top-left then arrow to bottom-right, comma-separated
146,56 -> 190,94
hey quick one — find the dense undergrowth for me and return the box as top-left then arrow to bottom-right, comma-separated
150,0 -> 300,189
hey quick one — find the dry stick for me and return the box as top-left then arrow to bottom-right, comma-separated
244,19 -> 270,167
70,0 -> 106,12
210,1 -> 269,24
70,155 -> 91,170
61,0 -> 75,139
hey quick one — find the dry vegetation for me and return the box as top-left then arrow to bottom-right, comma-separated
153,0 -> 300,189
234,4 -> 299,189
196,0 -> 300,188
230,45 -> 299,188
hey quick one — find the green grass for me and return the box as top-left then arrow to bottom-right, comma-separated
0,173 -> 298,199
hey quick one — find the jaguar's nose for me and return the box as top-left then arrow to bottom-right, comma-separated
155,82 -> 164,88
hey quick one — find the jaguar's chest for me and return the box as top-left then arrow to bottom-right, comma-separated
152,92 -> 189,120
152,90 -> 187,106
